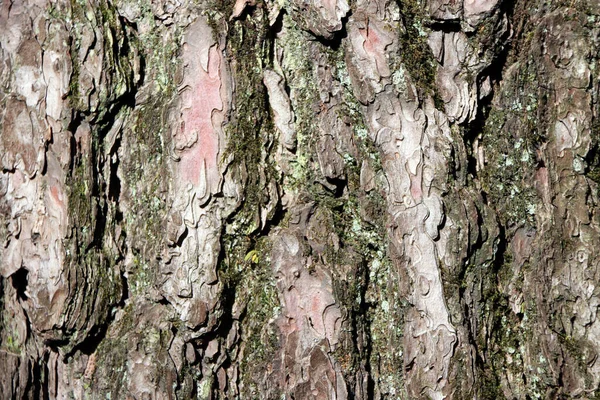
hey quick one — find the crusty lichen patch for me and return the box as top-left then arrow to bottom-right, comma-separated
479,62 -> 543,229
122,99 -> 170,295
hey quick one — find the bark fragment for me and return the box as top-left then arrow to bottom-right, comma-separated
1,0 -> 600,398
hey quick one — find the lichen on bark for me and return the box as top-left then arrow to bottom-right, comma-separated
2,0 -> 600,398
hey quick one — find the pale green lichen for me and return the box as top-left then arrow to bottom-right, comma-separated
479,96 -> 540,228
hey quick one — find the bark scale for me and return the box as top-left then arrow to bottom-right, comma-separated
1,0 -> 599,398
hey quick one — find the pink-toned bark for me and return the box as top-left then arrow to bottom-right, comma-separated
176,46 -> 223,192
272,231 -> 345,398
409,169 -> 423,203
359,21 -> 391,78
173,18 -> 229,204
280,271 -> 342,345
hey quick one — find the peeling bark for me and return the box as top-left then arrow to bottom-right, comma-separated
1,0 -> 600,398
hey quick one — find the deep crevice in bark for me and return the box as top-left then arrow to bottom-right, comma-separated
311,13 -> 350,51
10,268 -> 29,302
428,20 -> 461,33
3,0 -> 600,397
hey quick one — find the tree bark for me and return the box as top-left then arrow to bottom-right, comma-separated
1,0 -> 599,398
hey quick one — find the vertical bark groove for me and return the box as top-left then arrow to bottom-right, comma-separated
1,0 -> 599,398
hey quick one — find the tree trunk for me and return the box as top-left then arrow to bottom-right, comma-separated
1,0 -> 599,398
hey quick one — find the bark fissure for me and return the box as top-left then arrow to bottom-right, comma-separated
2,0 -> 600,398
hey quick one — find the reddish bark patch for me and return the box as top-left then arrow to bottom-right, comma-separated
360,22 -> 392,77
177,46 -> 223,189
410,172 -> 423,203
49,183 -> 65,209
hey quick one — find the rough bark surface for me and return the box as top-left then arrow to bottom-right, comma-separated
1,0 -> 599,398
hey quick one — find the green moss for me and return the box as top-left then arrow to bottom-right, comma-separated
472,0 -> 549,229
309,45 -> 406,394
479,61 -> 543,228
219,6 -> 277,236
474,252 -> 551,399
137,3 -> 182,94
121,99 -> 170,294
237,247 -> 279,396
585,83 -> 600,189
205,6 -> 283,396
394,0 -> 443,106
218,230 -> 280,398
64,0 -> 87,110
115,3 -> 180,292
91,302 -> 176,399
60,0 -> 145,351
3,334 -> 21,356
277,14 -> 323,193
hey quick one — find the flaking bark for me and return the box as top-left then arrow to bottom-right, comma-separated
1,0 -> 599,398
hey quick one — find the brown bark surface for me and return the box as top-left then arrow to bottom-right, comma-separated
1,0 -> 599,398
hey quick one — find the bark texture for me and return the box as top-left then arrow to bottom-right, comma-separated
1,0 -> 599,398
